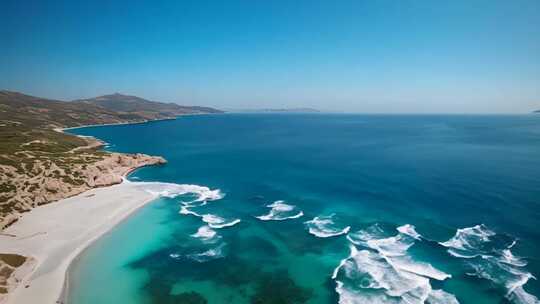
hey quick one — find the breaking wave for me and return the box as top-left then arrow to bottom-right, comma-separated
180,210 -> 240,229
439,224 -> 497,258
191,225 -> 220,242
137,181 -> 224,202
256,200 -> 304,221
179,205 -> 202,217
201,214 -> 241,229
397,224 -> 422,240
140,181 -> 241,230
440,224 -> 538,304
305,214 -> 350,238
427,290 -> 460,304
138,181 -> 538,302
334,224 -> 454,304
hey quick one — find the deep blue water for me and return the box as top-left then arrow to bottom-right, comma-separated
68,114 -> 540,304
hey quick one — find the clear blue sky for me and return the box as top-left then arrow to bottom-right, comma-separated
1,0 -> 539,113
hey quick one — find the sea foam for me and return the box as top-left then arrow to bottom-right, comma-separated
397,224 -> 422,240
256,200 -> 304,221
305,214 -> 350,238
427,290 -> 460,304
138,181 -> 224,202
441,225 -> 538,304
191,225 -> 220,242
201,214 -> 241,229
334,224 -> 454,304
439,224 -> 496,258
141,182 -> 241,235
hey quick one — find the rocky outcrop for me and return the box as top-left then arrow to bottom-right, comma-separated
0,152 -> 166,230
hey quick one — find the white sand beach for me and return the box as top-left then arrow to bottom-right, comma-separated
0,182 -> 157,304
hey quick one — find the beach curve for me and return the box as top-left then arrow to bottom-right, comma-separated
0,181 -> 159,304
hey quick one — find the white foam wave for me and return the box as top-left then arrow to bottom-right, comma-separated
334,282 -> 456,304
501,249 -> 528,267
256,200 -> 304,221
468,254 -> 538,303
201,214 -> 241,229
439,224 -> 495,252
335,225 -> 454,304
332,253 -> 351,280
348,224 -> 419,257
305,214 -> 350,238
388,255 -> 451,281
346,223 -> 388,246
177,197 -> 240,229
138,181 -> 224,201
191,225 -> 220,242
509,286 -> 540,304
365,235 -> 415,257
446,250 -> 480,259
468,256 -> 538,303
334,279 -> 388,304
179,206 -> 202,217
397,224 -> 422,240
442,225 -> 537,304
427,289 -> 460,304
334,245 -> 439,303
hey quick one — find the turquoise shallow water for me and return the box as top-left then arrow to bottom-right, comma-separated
68,114 -> 540,304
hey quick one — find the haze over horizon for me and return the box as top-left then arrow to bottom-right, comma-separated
1,0 -> 539,113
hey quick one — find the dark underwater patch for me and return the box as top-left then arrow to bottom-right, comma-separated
170,291 -> 208,304
129,244 -> 315,304
250,270 -> 313,304
228,234 -> 279,257
143,278 -> 208,304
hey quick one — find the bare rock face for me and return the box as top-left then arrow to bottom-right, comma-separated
0,152 -> 166,230
44,179 -> 60,193
92,153 -> 166,183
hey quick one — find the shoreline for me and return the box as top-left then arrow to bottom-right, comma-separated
58,112 -> 217,133
1,119 -> 173,303
59,116 -> 177,132
59,180 -> 154,304
0,182 -> 159,304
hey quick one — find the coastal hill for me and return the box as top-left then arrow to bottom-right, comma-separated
73,93 -> 222,119
0,90 -> 221,230
0,91 -> 137,128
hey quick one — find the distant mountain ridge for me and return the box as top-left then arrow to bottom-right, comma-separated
73,93 -> 222,119
0,90 -> 223,129
0,90 -> 131,128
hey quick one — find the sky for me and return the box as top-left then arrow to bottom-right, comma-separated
1,0 -> 539,113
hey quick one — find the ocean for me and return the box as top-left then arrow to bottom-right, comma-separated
67,114 -> 540,304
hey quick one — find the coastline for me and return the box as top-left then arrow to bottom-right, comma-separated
0,182 -> 159,304
58,112 -> 216,133
58,116 -> 178,132
0,119 -> 172,304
